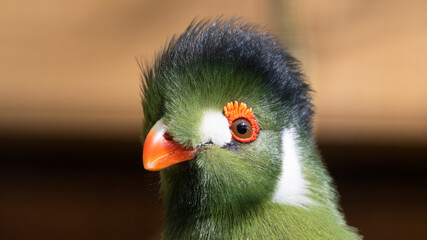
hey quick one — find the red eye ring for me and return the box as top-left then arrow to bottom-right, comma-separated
223,101 -> 260,142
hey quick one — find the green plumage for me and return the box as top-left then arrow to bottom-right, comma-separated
141,19 -> 361,239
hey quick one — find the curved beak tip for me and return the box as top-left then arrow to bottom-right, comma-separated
142,119 -> 198,171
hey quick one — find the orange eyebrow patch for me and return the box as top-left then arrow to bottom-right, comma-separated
224,101 -> 254,121
223,101 -> 260,142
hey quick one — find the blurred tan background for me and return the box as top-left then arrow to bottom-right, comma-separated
1,0 -> 426,143
1,0 -> 426,239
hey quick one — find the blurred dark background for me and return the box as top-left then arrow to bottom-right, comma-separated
1,0 -> 426,239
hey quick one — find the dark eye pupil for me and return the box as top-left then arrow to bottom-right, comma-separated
236,123 -> 248,134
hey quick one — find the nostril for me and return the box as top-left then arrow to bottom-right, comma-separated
163,132 -> 173,141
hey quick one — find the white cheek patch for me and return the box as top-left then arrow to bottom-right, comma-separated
273,128 -> 313,207
199,111 -> 232,146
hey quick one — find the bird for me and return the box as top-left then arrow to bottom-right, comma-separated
140,19 -> 361,239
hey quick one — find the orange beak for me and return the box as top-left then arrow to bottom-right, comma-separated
143,119 -> 198,171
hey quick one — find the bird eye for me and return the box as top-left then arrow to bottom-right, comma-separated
230,118 -> 253,139
223,101 -> 260,143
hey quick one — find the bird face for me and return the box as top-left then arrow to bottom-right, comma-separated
142,64 -> 289,212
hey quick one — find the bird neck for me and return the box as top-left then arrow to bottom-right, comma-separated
162,200 -> 359,239
162,198 -> 271,239
160,166 -> 270,238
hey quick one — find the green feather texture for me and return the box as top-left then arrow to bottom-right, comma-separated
141,19 -> 362,239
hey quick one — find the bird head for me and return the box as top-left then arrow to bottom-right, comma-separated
140,19 -> 333,217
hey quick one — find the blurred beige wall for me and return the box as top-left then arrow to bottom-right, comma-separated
288,0 -> 427,145
1,0 -> 426,144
